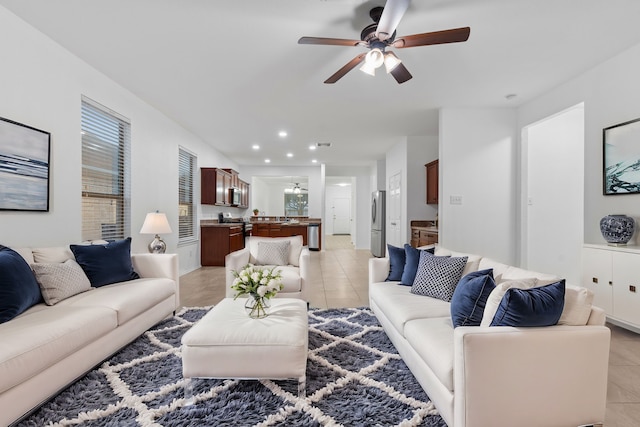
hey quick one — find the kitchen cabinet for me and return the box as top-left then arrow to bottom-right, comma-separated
582,244 -> 640,330
410,228 -> 438,247
425,160 -> 439,205
201,224 -> 244,266
201,168 -> 231,206
249,222 -> 316,247
201,168 -> 250,207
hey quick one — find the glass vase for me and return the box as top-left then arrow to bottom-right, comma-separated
244,294 -> 270,319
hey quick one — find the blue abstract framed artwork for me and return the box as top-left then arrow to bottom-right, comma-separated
604,117 -> 640,195
0,117 -> 51,211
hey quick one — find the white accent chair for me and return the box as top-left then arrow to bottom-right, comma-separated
225,235 -> 310,302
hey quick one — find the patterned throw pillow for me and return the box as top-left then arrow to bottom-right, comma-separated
256,241 -> 291,265
32,259 -> 92,305
410,251 -> 468,302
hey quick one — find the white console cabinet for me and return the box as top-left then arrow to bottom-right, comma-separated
583,244 -> 640,331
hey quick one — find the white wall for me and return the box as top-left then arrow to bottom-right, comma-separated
518,41 -> 640,246
0,8 -> 236,275
439,108 -> 518,264
523,105 -> 584,284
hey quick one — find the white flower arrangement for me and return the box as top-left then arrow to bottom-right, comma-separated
231,264 -> 283,301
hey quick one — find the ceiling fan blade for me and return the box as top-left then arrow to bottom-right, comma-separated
390,62 -> 412,84
393,27 -> 470,48
298,36 -> 364,47
324,53 -> 367,84
376,0 -> 410,41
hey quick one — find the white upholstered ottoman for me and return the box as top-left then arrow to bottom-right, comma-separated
181,298 -> 308,396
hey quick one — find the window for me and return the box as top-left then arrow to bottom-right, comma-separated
178,147 -> 196,241
284,193 -> 308,216
80,97 -> 131,241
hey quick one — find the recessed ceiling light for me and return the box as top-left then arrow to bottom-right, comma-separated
252,144 -> 260,150
278,131 -> 288,138
264,158 -> 271,163
311,159 -> 317,163
286,153 -> 293,158
309,145 -> 317,150
337,183 -> 350,187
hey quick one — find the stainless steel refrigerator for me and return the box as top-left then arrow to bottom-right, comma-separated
371,190 -> 386,257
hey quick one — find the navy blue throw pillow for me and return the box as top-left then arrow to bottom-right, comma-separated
70,238 -> 140,288
399,244 -> 435,286
490,280 -> 566,327
0,245 -> 42,323
450,269 -> 495,327
386,244 -> 406,281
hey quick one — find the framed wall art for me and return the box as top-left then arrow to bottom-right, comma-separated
603,117 -> 640,195
0,117 -> 51,211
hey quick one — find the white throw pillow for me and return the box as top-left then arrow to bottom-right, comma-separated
480,278 -> 539,327
255,241 -> 291,266
31,259 -> 92,305
558,285 -> 594,326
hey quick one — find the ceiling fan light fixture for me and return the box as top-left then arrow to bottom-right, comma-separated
384,51 -> 402,73
365,48 -> 384,68
359,61 -> 377,76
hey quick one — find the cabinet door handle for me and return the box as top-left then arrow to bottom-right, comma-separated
609,281 -> 613,286
630,285 -> 637,293
592,277 -> 598,284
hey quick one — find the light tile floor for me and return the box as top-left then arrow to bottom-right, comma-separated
179,235 -> 640,426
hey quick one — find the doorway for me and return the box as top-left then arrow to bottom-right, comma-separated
521,103 -> 584,284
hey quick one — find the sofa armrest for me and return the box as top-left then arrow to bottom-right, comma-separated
454,325 -> 610,427
369,257 -> 390,285
224,248 -> 251,297
131,253 -> 179,309
299,247 -> 310,301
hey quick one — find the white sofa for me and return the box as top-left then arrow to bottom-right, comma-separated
369,245 -> 611,427
225,235 -> 310,301
0,246 -> 179,426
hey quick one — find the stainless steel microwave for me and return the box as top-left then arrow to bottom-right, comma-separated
229,188 -> 241,205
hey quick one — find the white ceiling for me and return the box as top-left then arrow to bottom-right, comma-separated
3,0 -> 640,167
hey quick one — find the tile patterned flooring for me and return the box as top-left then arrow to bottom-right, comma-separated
179,235 -> 640,426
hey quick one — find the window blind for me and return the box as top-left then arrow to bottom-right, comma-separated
81,97 -> 131,241
178,148 -> 196,241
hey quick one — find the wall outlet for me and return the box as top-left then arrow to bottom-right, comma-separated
450,195 -> 463,205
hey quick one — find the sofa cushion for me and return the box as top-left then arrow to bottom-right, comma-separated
32,246 -> 74,263
31,259 -> 91,305
404,317 -> 455,392
477,257 -> 511,281
256,241 -> 290,266
500,265 -> 561,284
369,282 -> 451,335
400,244 -> 435,286
70,238 -> 139,287
434,246 -> 482,277
490,280 -> 565,327
559,285 -> 594,326
450,269 -> 496,327
248,236 -> 303,267
386,244 -> 406,281
0,245 -> 42,323
59,278 -> 175,325
268,265 -> 302,293
0,305 -> 117,394
480,278 -> 539,327
411,252 -> 468,302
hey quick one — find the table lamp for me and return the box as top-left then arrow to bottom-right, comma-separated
140,211 -> 172,253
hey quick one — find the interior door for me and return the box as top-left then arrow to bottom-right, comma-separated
332,197 -> 351,235
388,172 -> 402,247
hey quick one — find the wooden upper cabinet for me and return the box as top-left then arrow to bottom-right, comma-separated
425,159 -> 439,205
201,167 -> 231,205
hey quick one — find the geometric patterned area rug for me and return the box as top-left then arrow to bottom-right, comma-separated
16,307 -> 447,427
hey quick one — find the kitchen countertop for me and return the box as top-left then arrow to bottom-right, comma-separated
412,226 -> 438,232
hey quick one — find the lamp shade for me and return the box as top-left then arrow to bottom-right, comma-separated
140,212 -> 172,235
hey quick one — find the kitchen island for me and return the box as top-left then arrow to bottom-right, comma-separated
250,217 -> 322,250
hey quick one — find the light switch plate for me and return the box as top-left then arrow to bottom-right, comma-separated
450,195 -> 463,205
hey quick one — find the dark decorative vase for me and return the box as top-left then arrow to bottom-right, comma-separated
600,215 -> 635,245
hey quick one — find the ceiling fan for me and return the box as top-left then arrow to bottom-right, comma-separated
298,0 -> 470,84
285,183 -> 308,194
